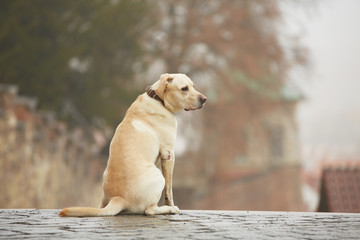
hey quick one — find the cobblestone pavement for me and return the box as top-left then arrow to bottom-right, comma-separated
0,209 -> 359,239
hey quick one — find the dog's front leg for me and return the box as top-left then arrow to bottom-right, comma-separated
160,149 -> 175,206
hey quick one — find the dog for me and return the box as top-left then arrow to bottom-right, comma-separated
59,73 -> 206,217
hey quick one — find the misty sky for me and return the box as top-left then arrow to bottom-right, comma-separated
284,0 -> 360,166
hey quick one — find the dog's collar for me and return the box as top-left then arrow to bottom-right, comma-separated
146,87 -> 164,106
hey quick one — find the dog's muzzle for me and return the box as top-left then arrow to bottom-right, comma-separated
185,95 -> 207,111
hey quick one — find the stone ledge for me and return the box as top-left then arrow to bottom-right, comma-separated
0,209 -> 359,239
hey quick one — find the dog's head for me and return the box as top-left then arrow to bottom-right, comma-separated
152,73 -> 207,113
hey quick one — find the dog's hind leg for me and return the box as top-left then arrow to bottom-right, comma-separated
145,204 -> 180,216
98,194 -> 109,208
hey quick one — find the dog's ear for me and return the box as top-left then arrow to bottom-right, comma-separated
160,73 -> 174,85
155,73 -> 174,98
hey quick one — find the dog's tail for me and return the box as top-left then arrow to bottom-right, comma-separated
58,197 -> 125,217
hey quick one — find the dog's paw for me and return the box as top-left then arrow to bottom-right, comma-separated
161,150 -> 172,161
171,206 -> 180,214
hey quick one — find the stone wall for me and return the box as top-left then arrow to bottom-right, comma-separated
0,84 -> 109,208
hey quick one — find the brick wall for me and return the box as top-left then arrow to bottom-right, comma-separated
174,165 -> 305,211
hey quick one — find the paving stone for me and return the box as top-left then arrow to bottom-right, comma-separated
0,209 -> 359,239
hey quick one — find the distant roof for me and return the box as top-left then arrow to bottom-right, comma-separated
318,167 -> 360,213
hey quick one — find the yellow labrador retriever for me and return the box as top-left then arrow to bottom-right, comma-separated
59,73 -> 206,217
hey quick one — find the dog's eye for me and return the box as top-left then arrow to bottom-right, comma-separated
181,86 -> 189,92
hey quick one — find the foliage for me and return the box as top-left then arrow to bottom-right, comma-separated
146,0 -> 307,105
0,0 -> 155,126
0,0 -> 306,126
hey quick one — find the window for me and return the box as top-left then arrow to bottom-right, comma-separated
268,125 -> 283,164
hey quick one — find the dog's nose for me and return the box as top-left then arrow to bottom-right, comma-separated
199,95 -> 207,105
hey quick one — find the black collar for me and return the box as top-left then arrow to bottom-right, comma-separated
146,87 -> 164,106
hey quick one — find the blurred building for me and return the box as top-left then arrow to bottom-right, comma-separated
173,85 -> 306,211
